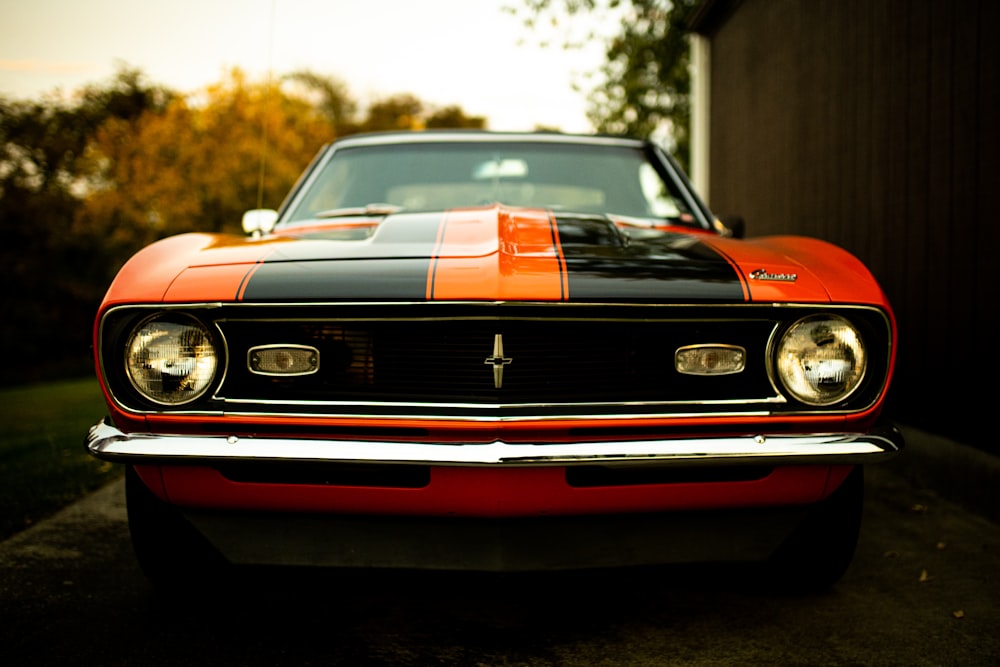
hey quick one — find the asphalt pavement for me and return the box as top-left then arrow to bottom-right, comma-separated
891,423 -> 1000,524
0,422 -> 997,666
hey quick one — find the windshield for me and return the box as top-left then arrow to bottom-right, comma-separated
283,141 -> 701,227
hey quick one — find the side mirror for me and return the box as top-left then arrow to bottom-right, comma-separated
242,209 -> 279,237
717,215 -> 746,239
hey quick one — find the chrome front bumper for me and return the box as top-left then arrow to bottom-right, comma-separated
86,418 -> 903,467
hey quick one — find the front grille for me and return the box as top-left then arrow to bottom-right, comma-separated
217,312 -> 779,410
101,302 -> 892,419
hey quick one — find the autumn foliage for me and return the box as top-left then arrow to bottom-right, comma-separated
76,70 -> 333,250
0,66 -> 485,383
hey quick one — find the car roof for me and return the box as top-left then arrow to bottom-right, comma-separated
329,130 -> 650,150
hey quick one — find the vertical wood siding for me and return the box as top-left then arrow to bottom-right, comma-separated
703,0 -> 999,443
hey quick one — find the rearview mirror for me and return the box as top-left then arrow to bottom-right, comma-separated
473,158 -> 528,180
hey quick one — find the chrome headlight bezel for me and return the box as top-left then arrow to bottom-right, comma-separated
774,313 -> 867,407
124,312 -> 220,406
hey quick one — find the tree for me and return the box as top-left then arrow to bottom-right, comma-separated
358,93 -> 426,132
512,0 -> 698,168
425,105 -> 486,130
0,66 -> 174,382
75,68 -> 334,254
280,73 -> 486,134
1,65 -> 488,383
284,70 -> 359,135
352,93 -> 487,133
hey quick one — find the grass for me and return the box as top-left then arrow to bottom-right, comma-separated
0,377 -> 121,541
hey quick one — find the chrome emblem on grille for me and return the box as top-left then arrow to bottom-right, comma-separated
484,334 -> 513,389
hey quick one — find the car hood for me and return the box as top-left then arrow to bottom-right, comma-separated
103,206 -> 884,306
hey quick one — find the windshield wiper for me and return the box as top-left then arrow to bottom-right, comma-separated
314,203 -> 402,219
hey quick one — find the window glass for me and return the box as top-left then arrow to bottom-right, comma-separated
286,142 -> 697,226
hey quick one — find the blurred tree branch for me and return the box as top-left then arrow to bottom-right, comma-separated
508,0 -> 698,169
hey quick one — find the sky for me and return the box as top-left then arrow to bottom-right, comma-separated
0,0 -> 611,133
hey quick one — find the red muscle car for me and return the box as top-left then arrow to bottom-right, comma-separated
86,131 -> 902,590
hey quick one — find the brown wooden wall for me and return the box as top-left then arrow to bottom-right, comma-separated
694,0 -> 999,445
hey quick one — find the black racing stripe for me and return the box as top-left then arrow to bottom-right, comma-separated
239,258 -> 433,301
545,211 -> 568,300
235,258 -> 267,300
426,214 -> 449,301
559,228 -> 746,303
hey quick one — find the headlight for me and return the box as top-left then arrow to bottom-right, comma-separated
125,314 -> 218,405
776,314 -> 866,406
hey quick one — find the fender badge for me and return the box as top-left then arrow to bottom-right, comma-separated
749,268 -> 798,282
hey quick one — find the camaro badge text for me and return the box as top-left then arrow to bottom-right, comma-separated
484,334 -> 513,389
749,268 -> 798,282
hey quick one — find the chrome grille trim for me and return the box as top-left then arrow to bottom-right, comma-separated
217,409 -> 777,423
219,396 -> 788,409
